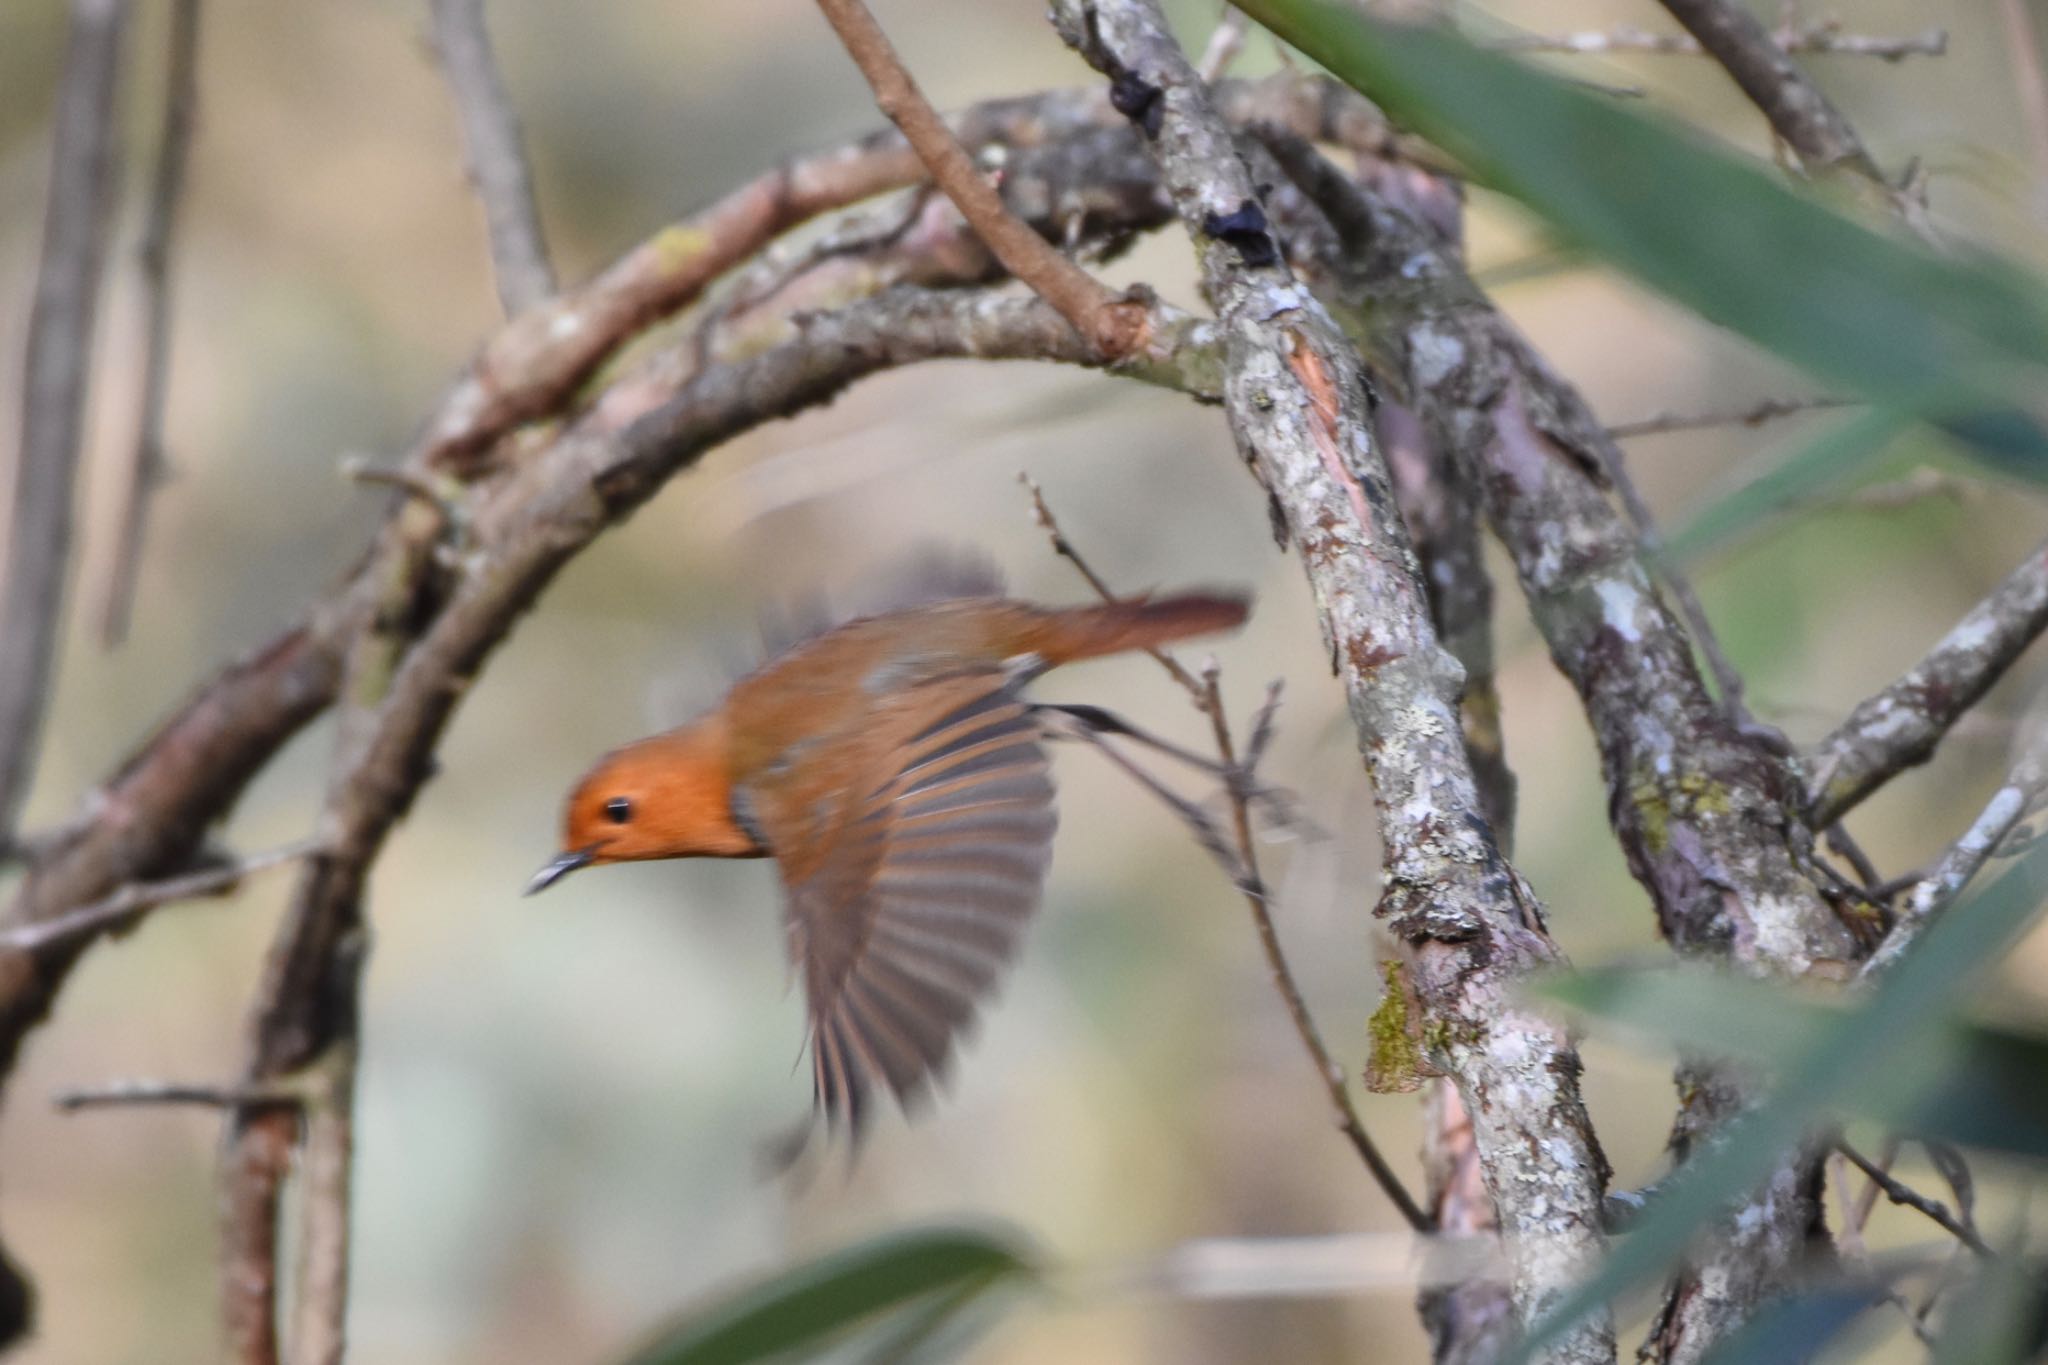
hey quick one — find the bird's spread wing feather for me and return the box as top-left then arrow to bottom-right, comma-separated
750,672 -> 1054,1135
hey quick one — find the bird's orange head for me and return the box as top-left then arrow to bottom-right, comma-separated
526,718 -> 764,895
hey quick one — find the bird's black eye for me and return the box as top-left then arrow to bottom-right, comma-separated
604,796 -> 633,824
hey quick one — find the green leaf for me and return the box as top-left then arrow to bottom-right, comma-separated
617,1225 -> 1038,1365
1541,968 -> 2048,1161
1506,846 -> 2048,1361
1696,1281 -> 1894,1365
1666,407 -> 1911,563
1228,0 -> 2048,477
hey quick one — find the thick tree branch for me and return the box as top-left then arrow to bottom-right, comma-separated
1053,6 -> 1615,1360
1,0 -> 131,846
428,0 -> 555,314
1807,541 -> 2048,827
1258,127 -> 1852,1363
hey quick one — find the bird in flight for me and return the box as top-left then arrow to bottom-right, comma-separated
528,564 -> 1249,1137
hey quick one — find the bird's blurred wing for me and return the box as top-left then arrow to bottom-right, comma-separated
756,672 -> 1055,1135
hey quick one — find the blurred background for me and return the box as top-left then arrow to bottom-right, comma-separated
1,1 -> 2045,1361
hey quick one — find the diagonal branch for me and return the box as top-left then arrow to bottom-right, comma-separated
1052,4 -> 1615,1359
811,0 -> 1146,357
428,0 -> 555,314
1651,0 -> 1882,179
0,0 -> 132,847
1807,541 -> 2048,827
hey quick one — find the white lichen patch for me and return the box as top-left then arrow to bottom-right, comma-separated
1410,323 -> 1467,388
1594,580 -> 1643,642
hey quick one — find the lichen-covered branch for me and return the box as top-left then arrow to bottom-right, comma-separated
1052,6 -> 1614,1359
1807,540 -> 2048,827
1257,127 -> 1853,1363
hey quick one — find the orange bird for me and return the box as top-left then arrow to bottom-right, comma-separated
528,569 -> 1248,1133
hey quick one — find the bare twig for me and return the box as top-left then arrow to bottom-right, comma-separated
1024,477 -> 1431,1231
0,838 -> 318,954
427,0 -> 555,314
1652,0 -> 1882,179
1495,23 -> 1945,62
811,0 -> 1147,358
98,0 -> 200,647
57,1078 -> 299,1112
1861,754 -> 2047,978
1835,1142 -> 1991,1255
0,0 -> 132,844
1196,7 -> 1251,82
1054,4 -> 1614,1357
1607,394 -> 1853,440
1807,540 -> 2048,826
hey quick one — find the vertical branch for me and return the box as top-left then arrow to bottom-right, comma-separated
427,0 -> 555,314
1052,5 -> 1615,1360
1365,165 -> 1518,1365
0,0 -> 132,845
99,0 -> 202,646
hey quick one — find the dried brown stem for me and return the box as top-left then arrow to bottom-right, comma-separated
99,0 -> 200,646
428,0 -> 555,314
0,0 -> 131,844
811,0 -> 1146,358
0,837 -> 318,954
1024,477 -> 1431,1231
1835,1142 -> 1990,1255
1607,394 -> 1852,440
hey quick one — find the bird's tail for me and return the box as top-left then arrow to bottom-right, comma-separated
1041,590 -> 1250,664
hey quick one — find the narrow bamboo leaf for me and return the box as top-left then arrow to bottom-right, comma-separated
1506,847 -> 2048,1361
1696,1281 -> 1894,1365
617,1225 -> 1037,1365
1229,0 -> 2048,473
1667,407 -> 1910,563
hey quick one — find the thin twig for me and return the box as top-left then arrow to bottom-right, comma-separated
1808,539 -> 2048,826
56,1078 -> 299,1112
0,0 -> 132,845
1021,473 -> 1203,696
99,0 -> 200,647
810,0 -> 1148,358
1652,0 -> 1881,178
1607,394 -> 1853,440
427,0 -> 554,314
1494,22 -> 1945,62
1196,7 -> 1251,83
0,837 -> 319,953
1835,1141 -> 1990,1255
1023,476 -> 1432,1232
1862,769 -> 2041,978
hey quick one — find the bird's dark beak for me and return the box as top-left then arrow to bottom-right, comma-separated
525,846 -> 596,896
